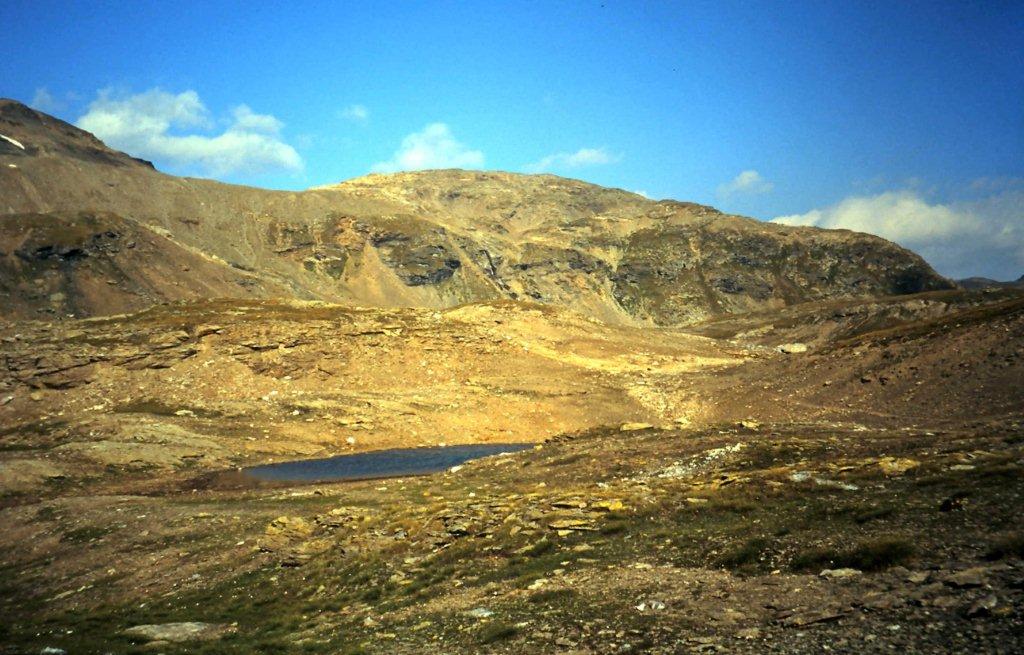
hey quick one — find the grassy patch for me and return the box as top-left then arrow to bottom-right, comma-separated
853,506 -> 895,524
791,537 -> 914,572
60,525 -> 113,543
985,533 -> 1024,561
527,588 -> 578,605
523,538 -> 554,557
716,537 -> 769,570
114,399 -> 222,418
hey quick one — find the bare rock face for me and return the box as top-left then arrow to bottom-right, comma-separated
0,99 -> 953,323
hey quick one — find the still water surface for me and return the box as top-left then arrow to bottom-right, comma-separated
243,443 -> 532,482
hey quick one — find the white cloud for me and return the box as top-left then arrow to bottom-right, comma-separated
524,147 -> 619,173
772,189 -> 1024,280
718,170 -> 774,197
371,123 -> 483,173
76,89 -> 302,176
340,104 -> 369,123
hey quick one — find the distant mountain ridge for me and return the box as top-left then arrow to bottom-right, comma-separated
0,98 -> 954,322
958,276 -> 1024,290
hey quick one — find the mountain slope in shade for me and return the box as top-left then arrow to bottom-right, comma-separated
0,99 -> 954,322
958,276 -> 1024,290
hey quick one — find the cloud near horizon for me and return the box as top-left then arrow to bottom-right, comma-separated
370,123 -> 484,173
76,89 -> 302,176
772,187 -> 1024,280
718,170 -> 773,197
523,147 -> 619,173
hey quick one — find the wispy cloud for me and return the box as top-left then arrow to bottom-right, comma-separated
524,147 -> 619,173
772,188 -> 1024,280
30,87 -> 62,113
340,104 -> 369,123
717,170 -> 774,197
76,88 -> 302,176
370,123 -> 483,173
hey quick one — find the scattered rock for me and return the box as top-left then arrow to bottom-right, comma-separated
123,622 -> 234,643
777,608 -> 848,627
778,343 -> 808,354
877,457 -> 920,476
548,519 -> 597,532
820,568 -> 863,580
965,594 -> 1000,618
620,422 -> 654,432
943,567 -> 987,588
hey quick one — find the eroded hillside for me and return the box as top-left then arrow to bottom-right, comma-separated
1,99 -> 952,324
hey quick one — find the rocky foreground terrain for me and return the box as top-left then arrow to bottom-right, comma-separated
1,100 -> 1022,653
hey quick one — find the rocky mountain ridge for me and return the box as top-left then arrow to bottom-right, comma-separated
1,98 -> 953,323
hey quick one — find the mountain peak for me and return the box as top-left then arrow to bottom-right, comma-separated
0,97 -> 153,169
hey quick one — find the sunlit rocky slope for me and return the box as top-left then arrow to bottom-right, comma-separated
1,98 -> 952,323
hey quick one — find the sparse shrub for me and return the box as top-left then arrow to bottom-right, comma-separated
716,537 -> 769,570
985,533 -> 1024,561
61,525 -> 111,543
600,521 -> 627,535
527,588 -> 577,605
478,620 -> 518,644
524,539 -> 554,557
853,506 -> 895,524
791,537 -> 914,572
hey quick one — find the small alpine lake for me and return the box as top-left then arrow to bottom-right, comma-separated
240,443 -> 533,483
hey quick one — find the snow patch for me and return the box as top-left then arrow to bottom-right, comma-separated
0,134 -> 26,150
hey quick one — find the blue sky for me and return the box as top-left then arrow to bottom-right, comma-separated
1,1 -> 1022,278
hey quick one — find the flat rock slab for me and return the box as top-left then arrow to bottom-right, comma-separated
123,622 -> 234,643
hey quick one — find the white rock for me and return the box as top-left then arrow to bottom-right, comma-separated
819,568 -> 863,580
